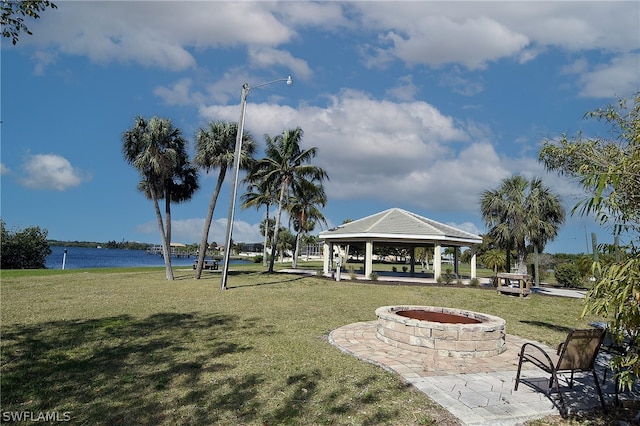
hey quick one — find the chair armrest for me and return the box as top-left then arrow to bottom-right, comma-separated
520,342 -> 556,372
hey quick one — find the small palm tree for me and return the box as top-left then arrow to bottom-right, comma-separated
193,121 -> 256,279
241,179 -> 277,267
481,249 -> 506,283
288,178 -> 328,268
122,116 -> 196,281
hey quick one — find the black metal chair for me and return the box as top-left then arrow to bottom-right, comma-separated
514,329 -> 607,414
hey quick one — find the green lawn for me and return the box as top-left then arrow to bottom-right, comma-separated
0,266 -> 611,425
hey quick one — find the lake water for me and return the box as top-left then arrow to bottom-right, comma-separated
45,246 -> 247,270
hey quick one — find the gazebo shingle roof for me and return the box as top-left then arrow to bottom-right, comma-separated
319,208 -> 482,244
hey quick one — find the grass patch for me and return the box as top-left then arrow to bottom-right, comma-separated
0,266 -> 606,425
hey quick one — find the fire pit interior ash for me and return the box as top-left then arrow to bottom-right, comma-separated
376,306 -> 506,358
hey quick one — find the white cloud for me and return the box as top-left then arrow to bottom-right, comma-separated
19,154 -> 88,191
154,78 -> 204,106
386,75 -> 420,101
199,90 -> 561,216
21,2 -> 638,101
25,2 -> 294,71
137,217 -> 262,245
577,53 -> 640,99
376,16 -> 529,70
439,68 -> 485,97
248,47 -> 313,81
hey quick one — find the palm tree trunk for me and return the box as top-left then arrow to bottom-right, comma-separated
292,231 -> 301,268
151,189 -> 174,281
517,243 -> 528,275
268,183 -> 287,273
534,245 -> 540,286
195,169 -> 226,279
163,189 -> 175,281
263,205 -> 269,267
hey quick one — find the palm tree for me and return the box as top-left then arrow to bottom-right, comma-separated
526,178 -> 565,285
241,179 -> 277,267
193,121 -> 256,279
248,127 -> 328,272
122,116 -> 196,281
480,175 -> 565,275
288,177 -> 328,268
481,249 -> 506,283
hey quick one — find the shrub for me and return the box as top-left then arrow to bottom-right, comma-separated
554,263 -> 583,288
348,265 -> 356,280
469,277 -> 480,287
369,271 -> 379,281
252,255 -> 263,264
392,266 -> 397,272
402,266 -> 408,273
1,220 -> 51,269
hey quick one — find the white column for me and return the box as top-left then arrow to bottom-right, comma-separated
434,243 -> 441,279
323,241 -> 330,275
470,247 -> 477,279
365,240 -> 373,278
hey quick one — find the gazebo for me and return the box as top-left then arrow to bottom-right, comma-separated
318,208 -> 483,280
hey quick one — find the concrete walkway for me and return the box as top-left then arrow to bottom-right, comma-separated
329,322 -> 622,426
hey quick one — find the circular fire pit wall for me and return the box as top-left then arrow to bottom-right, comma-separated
375,306 -> 506,358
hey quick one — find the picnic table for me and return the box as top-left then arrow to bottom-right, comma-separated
193,259 -> 218,270
496,273 -> 531,297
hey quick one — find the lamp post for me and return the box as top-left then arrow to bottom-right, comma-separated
220,76 -> 293,290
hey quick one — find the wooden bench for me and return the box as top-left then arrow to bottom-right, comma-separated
496,273 -> 531,297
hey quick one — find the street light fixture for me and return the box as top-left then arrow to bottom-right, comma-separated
221,76 -> 293,290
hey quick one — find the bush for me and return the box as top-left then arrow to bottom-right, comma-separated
369,271 -> 379,281
554,263 -> 583,288
469,277 -> 480,287
1,220 -> 51,269
348,265 -> 356,280
252,255 -> 263,264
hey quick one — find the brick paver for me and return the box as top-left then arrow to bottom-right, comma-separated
329,321 -> 620,426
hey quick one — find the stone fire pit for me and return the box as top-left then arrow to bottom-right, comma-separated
375,306 -> 506,359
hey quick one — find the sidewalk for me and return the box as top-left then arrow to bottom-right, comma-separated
329,321 -> 621,426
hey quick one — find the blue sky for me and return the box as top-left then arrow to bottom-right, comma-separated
2,1 -> 639,253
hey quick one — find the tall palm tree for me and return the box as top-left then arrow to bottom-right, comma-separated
193,121 -> 256,279
241,179 -> 277,267
480,175 -> 565,275
122,116 -> 195,281
288,177 -> 328,268
248,127 -> 328,272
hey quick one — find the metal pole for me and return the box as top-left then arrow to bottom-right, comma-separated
219,76 -> 292,290
221,84 -> 249,290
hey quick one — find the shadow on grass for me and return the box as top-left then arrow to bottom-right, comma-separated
519,320 -> 574,334
0,312 -> 259,425
228,273 -> 309,289
1,310 -> 433,425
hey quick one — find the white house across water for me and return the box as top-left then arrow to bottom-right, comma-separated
318,208 -> 483,280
